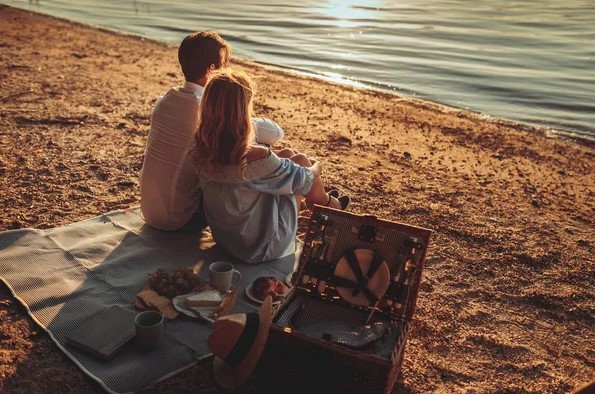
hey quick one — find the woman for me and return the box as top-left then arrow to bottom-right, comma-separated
193,69 -> 349,263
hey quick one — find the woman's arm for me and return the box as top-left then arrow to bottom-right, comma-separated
245,145 -> 270,163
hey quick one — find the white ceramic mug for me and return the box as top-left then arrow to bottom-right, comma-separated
135,310 -> 164,350
209,261 -> 241,292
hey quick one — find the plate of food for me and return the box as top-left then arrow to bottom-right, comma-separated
245,276 -> 288,305
172,288 -> 236,322
172,290 -> 221,321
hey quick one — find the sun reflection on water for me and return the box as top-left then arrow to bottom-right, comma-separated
303,70 -> 367,89
306,0 -> 388,86
317,0 -> 386,27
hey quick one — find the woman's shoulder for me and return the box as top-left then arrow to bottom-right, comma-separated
245,145 -> 271,163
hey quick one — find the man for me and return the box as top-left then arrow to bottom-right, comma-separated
139,31 -> 283,231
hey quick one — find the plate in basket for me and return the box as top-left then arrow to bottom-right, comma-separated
334,249 -> 390,307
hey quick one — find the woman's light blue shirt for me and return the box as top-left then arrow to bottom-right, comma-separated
200,151 -> 314,264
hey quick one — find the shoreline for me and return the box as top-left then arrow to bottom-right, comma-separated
244,55 -> 595,147
4,3 -> 595,144
1,5 -> 593,394
250,60 -> 595,144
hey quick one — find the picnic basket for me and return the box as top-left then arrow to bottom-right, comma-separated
265,205 -> 432,393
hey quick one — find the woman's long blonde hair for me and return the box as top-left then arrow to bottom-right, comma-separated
194,69 -> 255,178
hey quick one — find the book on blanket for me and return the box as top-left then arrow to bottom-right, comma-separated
66,305 -> 136,360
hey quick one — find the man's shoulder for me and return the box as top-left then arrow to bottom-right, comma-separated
151,88 -> 200,116
158,86 -> 201,102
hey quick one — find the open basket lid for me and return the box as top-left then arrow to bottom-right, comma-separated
294,205 -> 432,321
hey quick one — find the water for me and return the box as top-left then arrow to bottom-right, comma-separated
3,0 -> 595,140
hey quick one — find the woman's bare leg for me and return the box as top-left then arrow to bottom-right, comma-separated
276,148 -> 296,159
276,148 -> 306,209
289,153 -> 341,209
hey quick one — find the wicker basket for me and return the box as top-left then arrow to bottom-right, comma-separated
268,205 -> 432,394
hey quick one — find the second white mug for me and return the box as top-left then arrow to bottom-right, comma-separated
209,261 -> 241,292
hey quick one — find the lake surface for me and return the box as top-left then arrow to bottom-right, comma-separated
3,0 -> 595,140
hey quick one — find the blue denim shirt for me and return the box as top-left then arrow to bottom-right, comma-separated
200,151 -> 314,264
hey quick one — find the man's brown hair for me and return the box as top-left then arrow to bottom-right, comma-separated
178,31 -> 231,83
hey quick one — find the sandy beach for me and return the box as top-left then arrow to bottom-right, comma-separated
1,5 -> 593,393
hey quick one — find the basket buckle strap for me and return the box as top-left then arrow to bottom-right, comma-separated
361,287 -> 379,304
344,249 -> 368,296
332,275 -> 378,304
335,249 -> 380,304
354,252 -> 382,304
332,276 -> 359,289
366,250 -> 383,281
332,276 -> 379,304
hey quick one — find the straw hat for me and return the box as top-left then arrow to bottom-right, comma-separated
208,296 -> 273,389
334,249 -> 390,306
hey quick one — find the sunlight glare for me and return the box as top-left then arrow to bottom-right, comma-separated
319,0 -> 385,27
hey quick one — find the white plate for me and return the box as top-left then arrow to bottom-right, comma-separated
334,249 -> 390,307
245,282 -> 287,305
172,290 -> 222,322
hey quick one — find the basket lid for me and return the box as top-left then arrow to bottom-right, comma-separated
293,205 -> 432,320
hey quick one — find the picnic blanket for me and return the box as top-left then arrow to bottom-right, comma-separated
0,207 -> 295,393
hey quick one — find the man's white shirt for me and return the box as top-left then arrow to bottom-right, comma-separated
140,81 -> 204,230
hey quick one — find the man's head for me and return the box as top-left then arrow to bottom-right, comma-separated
178,31 -> 231,84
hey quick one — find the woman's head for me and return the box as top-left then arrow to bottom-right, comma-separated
194,69 -> 255,177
